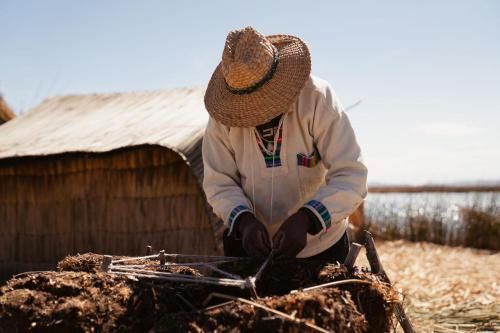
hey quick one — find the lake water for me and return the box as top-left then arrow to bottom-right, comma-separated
364,192 -> 499,224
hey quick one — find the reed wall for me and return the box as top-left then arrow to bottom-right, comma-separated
0,145 -> 220,277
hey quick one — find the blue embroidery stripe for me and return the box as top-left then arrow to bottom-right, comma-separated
305,200 -> 332,229
227,205 -> 250,227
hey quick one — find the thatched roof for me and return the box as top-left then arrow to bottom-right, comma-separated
0,94 -> 16,125
0,87 -> 208,180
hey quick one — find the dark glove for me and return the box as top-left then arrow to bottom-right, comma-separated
236,212 -> 271,257
272,210 -> 312,258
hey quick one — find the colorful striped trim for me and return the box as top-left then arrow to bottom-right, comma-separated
297,147 -> 321,167
304,200 -> 332,230
227,205 -> 251,234
256,125 -> 283,168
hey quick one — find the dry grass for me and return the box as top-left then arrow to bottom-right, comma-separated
357,240 -> 500,332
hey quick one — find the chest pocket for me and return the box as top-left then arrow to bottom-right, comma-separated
297,145 -> 325,201
296,146 -> 321,167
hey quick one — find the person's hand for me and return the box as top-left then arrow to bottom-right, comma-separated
272,210 -> 312,258
237,213 -> 271,257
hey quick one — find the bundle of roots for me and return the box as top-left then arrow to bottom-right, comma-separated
0,253 -> 399,333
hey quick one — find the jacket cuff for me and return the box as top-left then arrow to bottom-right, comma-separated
227,205 -> 252,235
303,199 -> 332,232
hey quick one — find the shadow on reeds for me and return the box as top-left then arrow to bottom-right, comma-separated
354,193 -> 500,251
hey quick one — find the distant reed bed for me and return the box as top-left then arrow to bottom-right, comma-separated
357,192 -> 499,250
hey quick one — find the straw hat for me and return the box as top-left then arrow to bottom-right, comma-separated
205,27 -> 311,127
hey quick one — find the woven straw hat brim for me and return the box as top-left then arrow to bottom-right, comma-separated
205,34 -> 311,128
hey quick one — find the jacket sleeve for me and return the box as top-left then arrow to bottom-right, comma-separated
302,85 -> 368,233
202,117 -> 254,234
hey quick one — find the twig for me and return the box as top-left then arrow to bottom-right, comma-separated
12,270 -> 52,278
291,279 -> 372,293
202,300 -> 235,312
202,292 -> 219,307
175,293 -> 196,311
206,293 -> 332,333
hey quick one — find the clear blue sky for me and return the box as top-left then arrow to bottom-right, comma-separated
1,1 -> 499,184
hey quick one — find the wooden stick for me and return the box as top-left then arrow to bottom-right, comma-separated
110,271 -> 246,288
111,253 -> 249,264
364,232 -> 382,274
245,250 -> 275,299
343,242 -> 362,270
109,266 -> 246,285
202,263 -> 242,280
163,253 -> 250,262
245,277 -> 259,299
101,255 -> 112,272
159,250 -> 166,266
205,292 -> 332,333
364,231 -> 416,333
145,245 -> 152,255
111,259 -> 236,269
253,250 -> 274,283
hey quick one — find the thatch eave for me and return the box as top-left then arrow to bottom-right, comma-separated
0,94 -> 16,125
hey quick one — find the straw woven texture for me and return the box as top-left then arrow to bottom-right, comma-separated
0,88 -> 227,278
205,27 -> 311,127
221,27 -> 276,90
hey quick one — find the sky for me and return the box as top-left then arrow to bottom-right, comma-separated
1,1 -> 499,185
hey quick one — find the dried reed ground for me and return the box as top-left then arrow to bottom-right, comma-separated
358,240 -> 500,333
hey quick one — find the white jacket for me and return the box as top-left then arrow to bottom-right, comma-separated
202,75 -> 367,258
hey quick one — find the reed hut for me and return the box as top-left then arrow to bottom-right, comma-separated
0,94 -> 16,125
0,88 -> 225,278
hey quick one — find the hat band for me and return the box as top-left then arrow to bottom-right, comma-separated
224,46 -> 280,95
